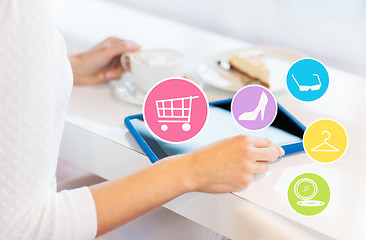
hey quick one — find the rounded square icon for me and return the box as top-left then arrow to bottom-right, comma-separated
231,85 -> 277,131
287,58 -> 329,102
303,119 -> 348,163
288,173 -> 330,216
143,78 -> 208,143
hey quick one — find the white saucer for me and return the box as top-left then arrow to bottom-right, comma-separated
197,46 -> 306,93
113,73 -> 201,106
113,73 -> 147,106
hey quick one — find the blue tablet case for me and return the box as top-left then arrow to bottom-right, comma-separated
125,99 -> 305,163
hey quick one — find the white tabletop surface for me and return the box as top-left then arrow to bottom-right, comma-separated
54,0 -> 366,239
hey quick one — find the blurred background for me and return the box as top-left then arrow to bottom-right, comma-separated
110,0 -> 366,77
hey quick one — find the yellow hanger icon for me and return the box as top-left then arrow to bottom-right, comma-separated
311,131 -> 339,152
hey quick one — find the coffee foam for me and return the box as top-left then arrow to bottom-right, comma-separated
133,50 -> 181,66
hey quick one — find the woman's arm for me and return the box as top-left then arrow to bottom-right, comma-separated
90,135 -> 284,236
70,38 -> 284,236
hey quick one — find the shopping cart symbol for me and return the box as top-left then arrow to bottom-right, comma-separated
156,95 -> 199,132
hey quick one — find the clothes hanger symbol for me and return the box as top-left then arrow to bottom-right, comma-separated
311,131 -> 339,152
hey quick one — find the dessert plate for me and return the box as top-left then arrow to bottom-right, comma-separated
197,46 -> 306,93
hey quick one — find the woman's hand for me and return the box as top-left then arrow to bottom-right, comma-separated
90,134 -> 284,235
177,135 -> 285,193
69,37 -> 140,85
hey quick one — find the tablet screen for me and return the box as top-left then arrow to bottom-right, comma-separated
129,103 -> 302,160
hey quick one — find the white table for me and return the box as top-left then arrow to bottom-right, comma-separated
54,0 -> 366,239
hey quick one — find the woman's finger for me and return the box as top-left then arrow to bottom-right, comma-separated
249,136 -> 285,156
105,41 -> 141,59
98,67 -> 123,82
249,136 -> 273,148
250,146 -> 281,162
93,37 -> 126,50
252,162 -> 269,174
109,56 -> 122,69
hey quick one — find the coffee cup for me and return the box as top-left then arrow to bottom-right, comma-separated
121,49 -> 184,93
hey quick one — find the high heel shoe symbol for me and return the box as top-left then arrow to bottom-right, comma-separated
239,91 -> 268,121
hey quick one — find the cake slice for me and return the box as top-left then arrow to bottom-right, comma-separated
229,50 -> 270,87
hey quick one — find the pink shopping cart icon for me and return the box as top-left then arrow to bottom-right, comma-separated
156,95 -> 199,132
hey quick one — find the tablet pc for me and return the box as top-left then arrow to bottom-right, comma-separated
125,99 -> 305,163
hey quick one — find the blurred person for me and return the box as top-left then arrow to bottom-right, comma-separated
0,0 -> 284,239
